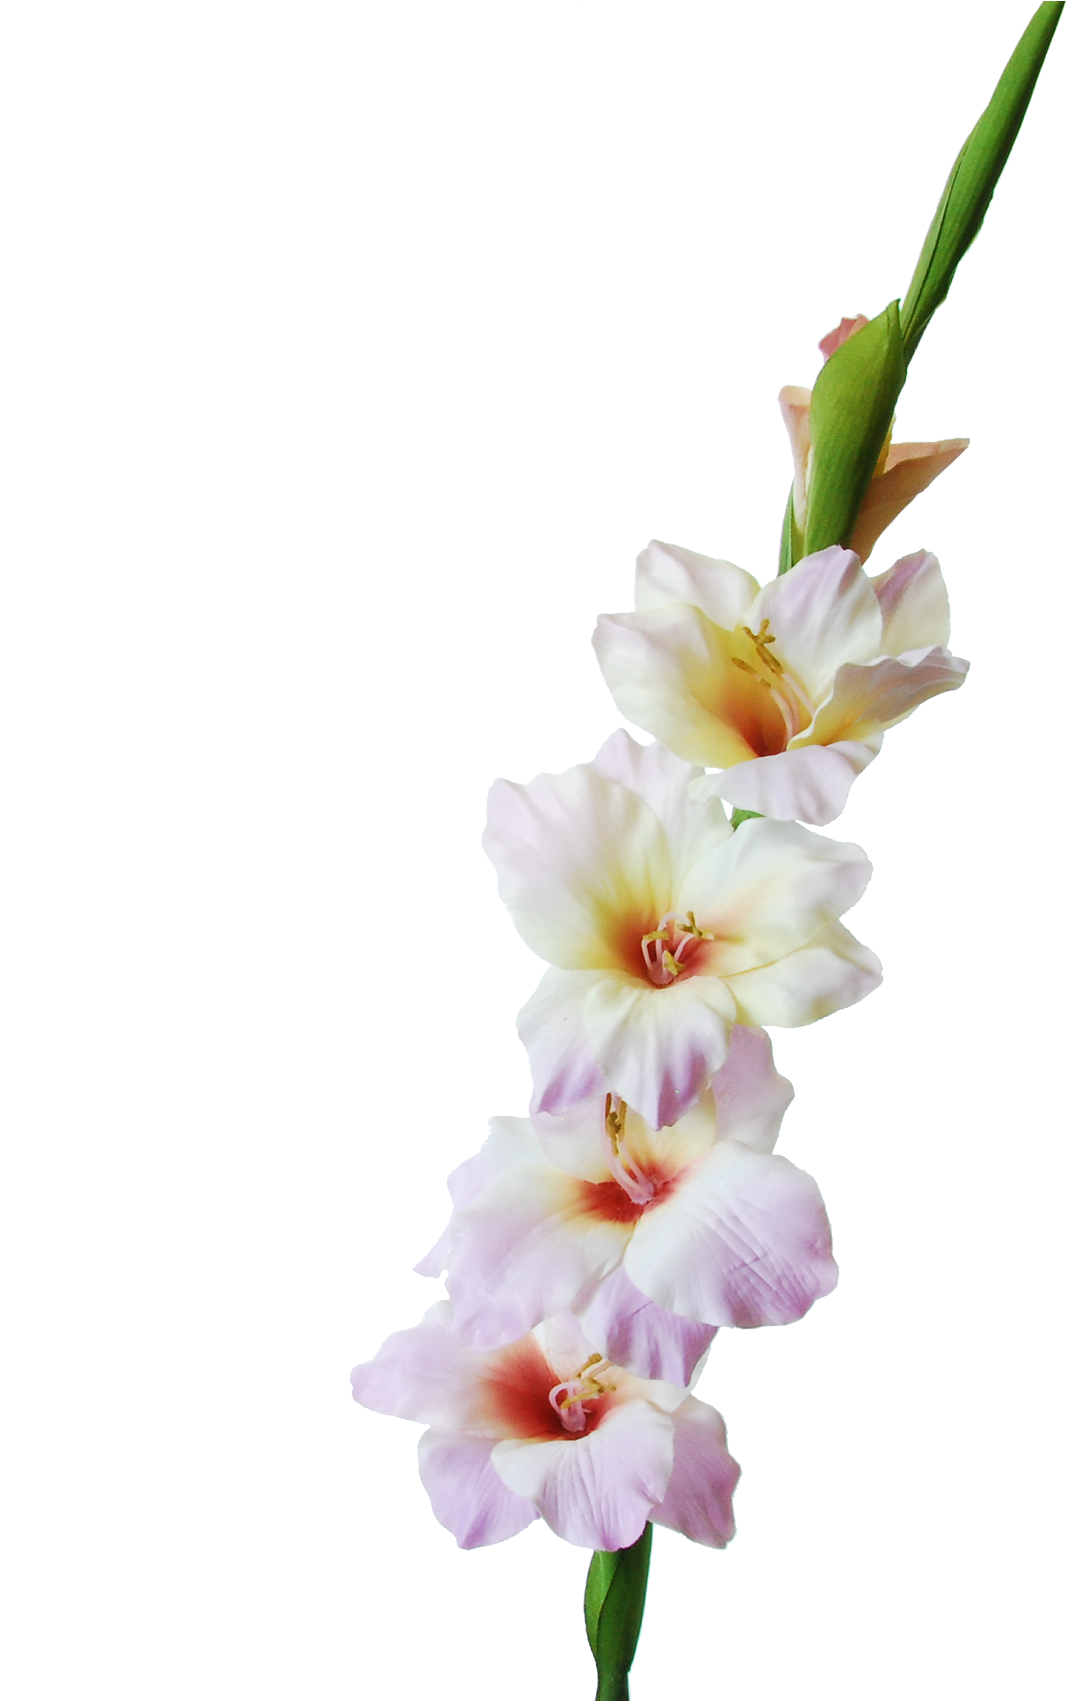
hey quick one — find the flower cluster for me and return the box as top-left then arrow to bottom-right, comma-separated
351,317 -> 968,1554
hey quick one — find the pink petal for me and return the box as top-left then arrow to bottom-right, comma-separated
576,1264 -> 717,1383
725,919 -> 881,1028
808,649 -> 969,748
849,441 -> 967,563
350,1302 -> 488,1431
491,1399 -> 675,1550
518,967 -> 608,1117
415,1117 -> 543,1277
625,1141 -> 838,1327
818,315 -> 869,361
417,1430 -> 538,1548
651,1396 -> 740,1547
708,1024 -> 793,1155
583,971 -> 735,1129
870,549 -> 952,652
778,385 -> 812,523
692,739 -> 878,826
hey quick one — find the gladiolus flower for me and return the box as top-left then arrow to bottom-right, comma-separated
351,1304 -> 739,1551
781,313 -> 969,563
483,730 -> 879,1126
593,543 -> 968,825
419,1027 -> 838,1369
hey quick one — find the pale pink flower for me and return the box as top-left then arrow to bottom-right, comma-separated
351,1304 -> 739,1551
593,543 -> 968,825
420,1028 -> 836,1367
782,313 -> 968,563
483,730 -> 879,1127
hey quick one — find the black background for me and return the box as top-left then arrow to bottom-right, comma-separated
196,6 -> 1055,1694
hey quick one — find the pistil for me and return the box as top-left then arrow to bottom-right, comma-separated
548,1353 -> 618,1434
640,910 -> 712,988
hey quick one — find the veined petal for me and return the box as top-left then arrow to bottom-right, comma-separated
519,968 -> 609,1116
592,728 -> 731,879
725,919 -> 881,1027
625,1141 -> 838,1327
350,1301 -> 489,1431
576,1264 -> 717,1384
492,1399 -> 675,1550
678,817 -> 872,976
748,547 -> 882,705
651,1397 -> 739,1548
583,972 -> 735,1129
416,1117 -> 551,1277
707,1024 -> 793,1155
870,549 -> 952,652
417,1430 -> 538,1548
444,1163 -> 632,1351
849,441 -> 968,564
807,649 -> 969,746
594,606 -> 783,768
691,739 -> 879,826
484,763 -> 671,970
634,538 -> 760,625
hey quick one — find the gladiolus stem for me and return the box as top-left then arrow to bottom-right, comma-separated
584,1523 -> 653,1701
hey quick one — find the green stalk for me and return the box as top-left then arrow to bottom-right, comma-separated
584,1524 -> 653,1701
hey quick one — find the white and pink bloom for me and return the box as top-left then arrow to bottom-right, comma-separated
483,730 -> 880,1127
351,1304 -> 739,1551
593,542 -> 968,825
420,1027 -> 837,1370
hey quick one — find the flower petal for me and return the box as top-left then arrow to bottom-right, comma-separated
417,1430 -> 538,1548
807,649 -> 969,747
415,1117 -> 544,1277
849,440 -> 967,564
634,538 -> 760,625
691,739 -> 879,826
707,1023 -> 793,1155
583,972 -> 735,1129
491,1399 -> 675,1550
484,763 -> 671,970
725,919 -> 881,1027
625,1141 -> 838,1326
519,968 -> 609,1117
444,1163 -> 631,1351
678,816 -> 872,976
870,549 -> 952,652
350,1302 -> 488,1431
747,546 -> 882,705
576,1264 -> 717,1384
594,606 -> 782,768
651,1396 -> 739,1548
591,728 -> 731,878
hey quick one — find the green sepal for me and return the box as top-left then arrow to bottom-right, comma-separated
802,301 -> 906,558
900,2 -> 1063,363
777,487 -> 803,575
730,807 -> 762,829
584,1523 -> 653,1701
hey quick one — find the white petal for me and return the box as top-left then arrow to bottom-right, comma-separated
692,739 -> 879,826
807,649 -> 969,746
591,727 -> 731,878
625,1141 -> 838,1326
748,546 -> 882,704
651,1397 -> 739,1547
870,549 -> 951,651
492,1399 -> 675,1550
484,762 -> 671,969
634,538 -> 760,624
678,816 -> 872,976
583,972 -> 735,1129
418,1430 -> 538,1548
725,919 -> 881,1027
594,606 -> 779,769
518,968 -> 609,1117
576,1264 -> 717,1384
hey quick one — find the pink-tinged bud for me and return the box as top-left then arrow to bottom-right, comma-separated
818,315 -> 870,362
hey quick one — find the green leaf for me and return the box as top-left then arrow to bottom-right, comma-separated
900,2 -> 1063,362
584,1523 -> 653,1701
777,486 -> 803,575
801,301 -> 906,558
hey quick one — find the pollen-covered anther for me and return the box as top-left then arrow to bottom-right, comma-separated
549,1354 -> 619,1433
640,910 -> 713,988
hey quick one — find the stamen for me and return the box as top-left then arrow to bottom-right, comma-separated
549,1355 -> 619,1433
601,1094 -> 657,1208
